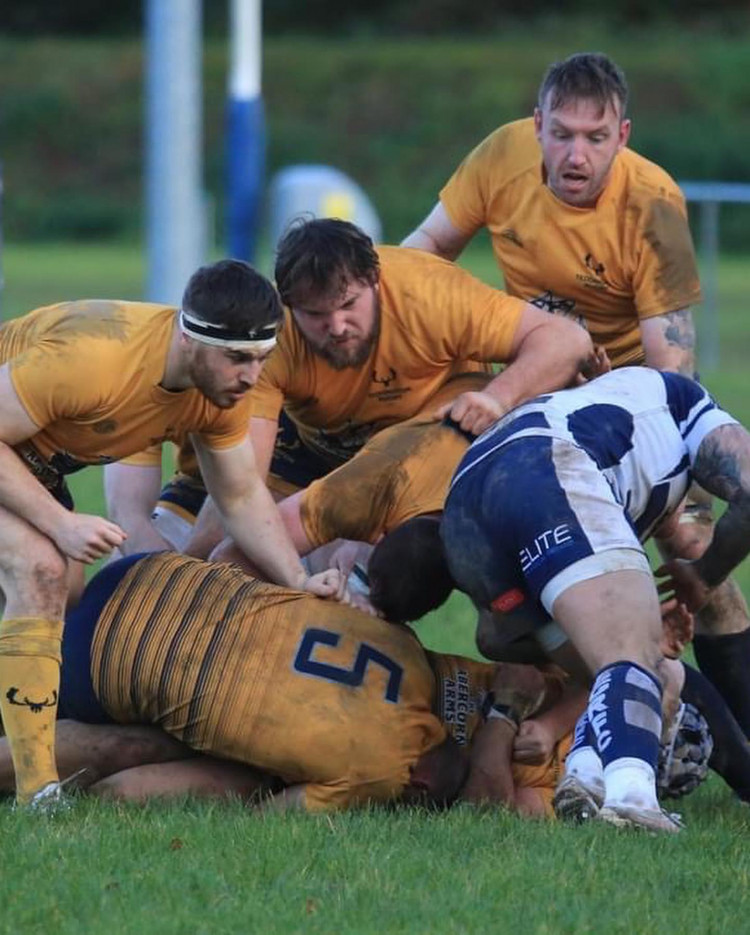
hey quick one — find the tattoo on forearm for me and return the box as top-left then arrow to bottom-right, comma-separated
657,308 -> 696,375
693,426 -> 750,586
693,432 -> 744,502
662,309 -> 695,351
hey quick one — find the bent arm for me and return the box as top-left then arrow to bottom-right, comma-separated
690,423 -> 750,589
104,462 -> 173,555
400,202 -> 471,260
0,366 -> 125,560
640,308 -> 696,375
444,308 -> 594,435
488,307 -> 594,410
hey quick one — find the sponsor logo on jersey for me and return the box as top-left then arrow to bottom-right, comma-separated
530,291 -> 587,329
519,524 -> 573,572
441,668 -> 475,746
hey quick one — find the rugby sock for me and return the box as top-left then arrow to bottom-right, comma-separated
564,711 -> 603,788
681,662 -> 750,803
0,617 -> 63,803
693,630 -> 750,738
588,662 -> 662,809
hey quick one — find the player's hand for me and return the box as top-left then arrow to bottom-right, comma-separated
512,719 -> 555,765
659,596 -> 694,659
433,391 -> 506,436
54,513 -> 127,564
573,344 -> 612,385
655,558 -> 713,613
302,568 -> 349,602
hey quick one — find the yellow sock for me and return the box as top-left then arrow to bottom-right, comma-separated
0,617 -> 63,803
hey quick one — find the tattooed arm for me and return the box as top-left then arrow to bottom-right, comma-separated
640,308 -> 696,375
656,424 -> 750,610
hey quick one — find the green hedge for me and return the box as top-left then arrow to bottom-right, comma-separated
4,26 -> 750,247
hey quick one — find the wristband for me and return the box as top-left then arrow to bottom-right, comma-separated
481,691 -> 520,730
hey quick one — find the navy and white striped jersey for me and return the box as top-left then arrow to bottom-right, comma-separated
450,368 -> 737,542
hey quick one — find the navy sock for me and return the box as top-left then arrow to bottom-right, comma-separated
588,662 -> 662,772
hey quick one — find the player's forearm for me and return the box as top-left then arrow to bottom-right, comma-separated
485,320 -> 594,412
694,499 -> 750,589
641,308 -> 696,376
462,719 -> 518,806
691,424 -> 750,587
532,684 -> 587,745
0,441 -> 71,540
103,464 -> 171,554
220,478 -> 308,589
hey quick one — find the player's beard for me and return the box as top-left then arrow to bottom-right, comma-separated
189,347 -> 248,409
314,297 -> 381,371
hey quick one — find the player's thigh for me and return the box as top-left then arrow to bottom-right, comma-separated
550,568 -> 663,677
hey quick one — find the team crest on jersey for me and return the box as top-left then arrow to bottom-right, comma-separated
576,253 -> 608,290
369,367 -> 409,402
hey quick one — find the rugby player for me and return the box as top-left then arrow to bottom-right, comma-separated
436,368 -> 750,832
402,51 -> 750,738
0,260 -> 343,809
106,217 -> 595,559
0,551 -> 583,816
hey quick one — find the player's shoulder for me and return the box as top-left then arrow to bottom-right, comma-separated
616,147 -> 686,204
468,117 -> 541,181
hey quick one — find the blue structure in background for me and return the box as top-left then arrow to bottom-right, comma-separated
226,0 -> 265,262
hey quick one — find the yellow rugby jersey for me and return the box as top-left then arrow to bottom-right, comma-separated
250,245 -> 524,465
90,553 -> 446,812
440,118 -> 701,367
427,651 -> 572,816
299,373 -> 487,548
0,300 -> 251,480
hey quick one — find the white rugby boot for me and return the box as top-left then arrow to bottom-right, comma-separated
597,802 -> 683,834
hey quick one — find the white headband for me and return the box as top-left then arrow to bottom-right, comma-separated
180,309 -> 278,353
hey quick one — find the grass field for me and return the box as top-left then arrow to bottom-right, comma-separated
2,241 -> 750,934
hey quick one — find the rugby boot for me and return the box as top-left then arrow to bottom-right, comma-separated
597,802 -> 683,834
553,773 -> 605,822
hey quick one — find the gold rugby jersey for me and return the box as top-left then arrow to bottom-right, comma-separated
428,651 -> 572,816
0,301 -> 250,481
299,373 -> 487,547
89,552 -> 445,811
250,245 -> 524,467
441,118 -> 701,366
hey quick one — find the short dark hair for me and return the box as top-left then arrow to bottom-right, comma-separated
182,259 -> 282,332
274,217 -> 380,308
538,52 -> 628,118
368,516 -> 455,624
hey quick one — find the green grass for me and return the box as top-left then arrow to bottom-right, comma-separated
3,240 -> 750,933
2,785 -> 750,935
